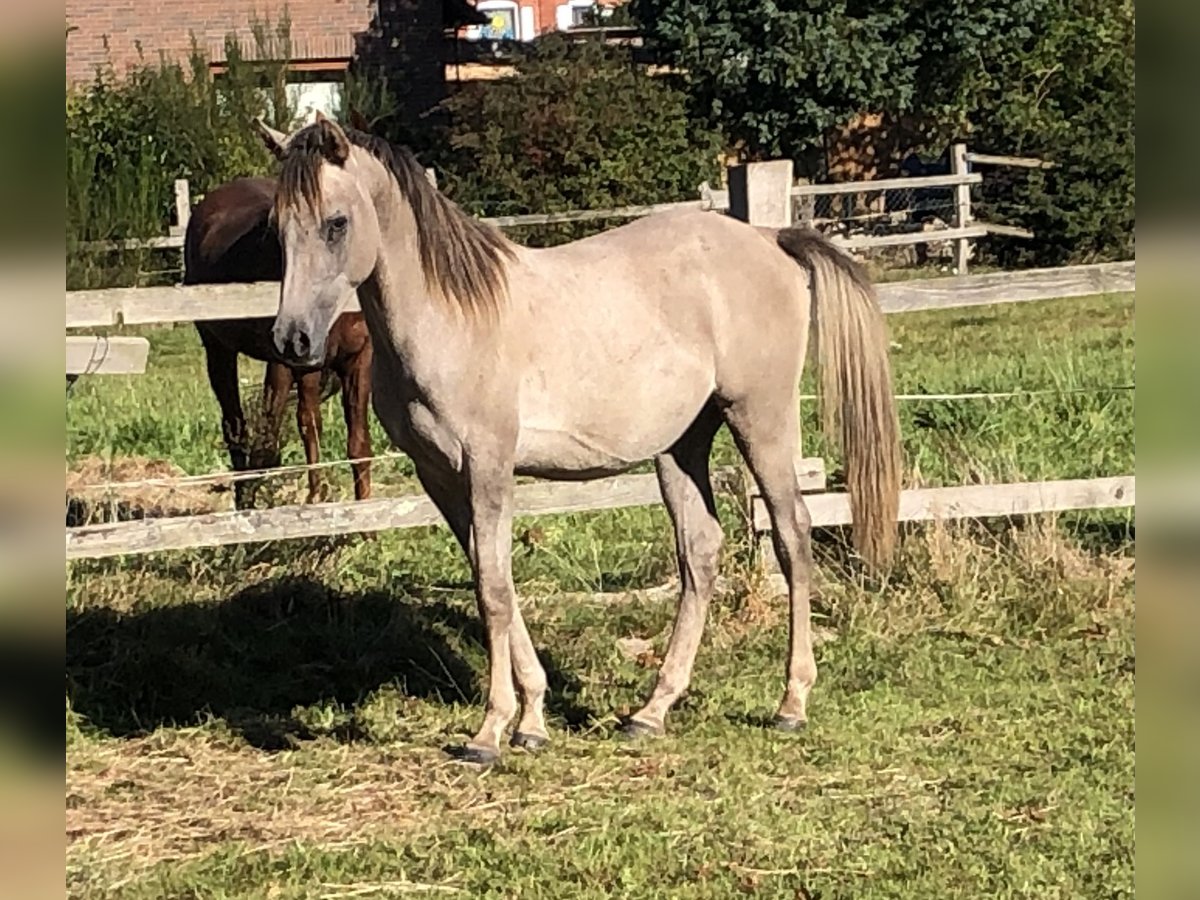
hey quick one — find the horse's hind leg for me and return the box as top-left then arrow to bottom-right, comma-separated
723,394 -> 817,729
624,404 -> 724,737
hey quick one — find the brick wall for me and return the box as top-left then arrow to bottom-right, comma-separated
65,0 -> 373,85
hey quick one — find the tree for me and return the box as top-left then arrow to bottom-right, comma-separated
629,0 -> 919,175
632,0 -> 1134,263
433,35 -> 723,245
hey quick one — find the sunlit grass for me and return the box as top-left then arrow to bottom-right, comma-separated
65,292 -> 1134,897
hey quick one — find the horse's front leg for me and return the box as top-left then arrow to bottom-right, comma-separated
460,458 -> 522,764
295,369 -> 327,503
197,329 -> 250,508
338,349 -> 373,501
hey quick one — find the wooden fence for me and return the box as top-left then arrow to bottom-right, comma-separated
73,143 -> 1035,269
65,156 -> 1135,564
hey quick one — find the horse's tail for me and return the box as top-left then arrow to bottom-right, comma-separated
776,227 -> 902,568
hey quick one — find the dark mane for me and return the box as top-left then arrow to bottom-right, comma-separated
277,121 -> 515,319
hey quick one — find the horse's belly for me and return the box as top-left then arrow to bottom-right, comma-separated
513,427 -> 642,479
514,392 -> 710,479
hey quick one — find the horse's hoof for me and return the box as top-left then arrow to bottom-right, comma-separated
443,743 -> 500,766
510,731 -> 549,751
773,715 -> 808,732
617,717 -> 664,740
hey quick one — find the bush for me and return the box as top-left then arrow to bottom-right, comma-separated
66,20 -> 294,287
968,0 -> 1135,266
432,36 -> 723,246
632,0 -> 1134,266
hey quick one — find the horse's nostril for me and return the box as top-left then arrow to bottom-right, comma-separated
293,330 -> 311,358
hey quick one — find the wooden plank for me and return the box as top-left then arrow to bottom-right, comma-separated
482,200 -> 709,228
65,282 -> 285,327
752,475 -> 1134,532
832,225 -> 990,251
76,235 -> 185,252
728,160 -> 794,227
965,152 -> 1055,170
950,143 -> 973,273
874,260 -> 1135,314
792,172 -> 981,197
65,463 -> 825,560
983,223 -> 1035,239
66,336 -> 149,376
67,295 -> 120,328
743,457 -> 827,499
169,179 -> 191,238
65,261 -> 1136,330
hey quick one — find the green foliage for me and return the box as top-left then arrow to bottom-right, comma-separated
66,19 -> 295,287
968,0 -> 1136,265
629,0 -> 920,174
433,35 -> 723,245
632,0 -> 1135,264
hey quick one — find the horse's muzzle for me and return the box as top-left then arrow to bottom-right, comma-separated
274,321 -> 322,367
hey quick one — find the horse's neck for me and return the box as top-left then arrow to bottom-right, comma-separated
364,196 -> 471,371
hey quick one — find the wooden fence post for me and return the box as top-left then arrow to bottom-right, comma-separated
171,179 -> 191,237
727,160 -> 795,580
727,159 -> 794,228
173,179 -> 191,284
950,143 -> 972,274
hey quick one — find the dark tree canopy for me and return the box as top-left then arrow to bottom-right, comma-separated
631,0 -> 1134,262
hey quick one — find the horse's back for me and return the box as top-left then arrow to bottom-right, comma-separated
184,176 -> 281,285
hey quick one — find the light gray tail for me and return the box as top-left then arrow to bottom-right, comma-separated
776,228 -> 901,568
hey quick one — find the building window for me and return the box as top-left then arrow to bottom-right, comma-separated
469,1 -> 521,41
571,1 -> 596,26
556,1 -> 598,31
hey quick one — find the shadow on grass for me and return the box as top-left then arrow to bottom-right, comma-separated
67,576 -> 592,749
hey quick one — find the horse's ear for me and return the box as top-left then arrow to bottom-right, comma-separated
347,107 -> 371,134
253,117 -> 290,160
315,111 -> 351,165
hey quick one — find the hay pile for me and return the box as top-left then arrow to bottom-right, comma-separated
66,456 -> 229,526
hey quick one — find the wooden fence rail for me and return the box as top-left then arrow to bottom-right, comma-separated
66,470 -> 1133,562
67,461 -> 826,560
64,261 -> 1136,329
69,142 -> 1041,274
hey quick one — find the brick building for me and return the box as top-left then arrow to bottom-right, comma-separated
65,0 -> 626,86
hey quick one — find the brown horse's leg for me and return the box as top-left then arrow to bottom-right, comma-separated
338,347 -> 373,501
198,328 -> 251,508
246,362 -> 294,505
624,404 -> 725,737
296,369 -> 326,503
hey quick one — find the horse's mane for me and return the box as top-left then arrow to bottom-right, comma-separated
277,121 -> 515,320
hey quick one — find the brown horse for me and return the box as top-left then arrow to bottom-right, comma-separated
184,175 -> 373,508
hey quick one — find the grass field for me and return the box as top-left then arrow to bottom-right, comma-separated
66,293 -> 1134,898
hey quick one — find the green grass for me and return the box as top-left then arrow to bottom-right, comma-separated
65,293 -> 1134,897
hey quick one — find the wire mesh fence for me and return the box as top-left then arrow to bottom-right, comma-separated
796,183 -> 967,271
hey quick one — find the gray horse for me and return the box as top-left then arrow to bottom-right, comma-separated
255,114 -> 902,764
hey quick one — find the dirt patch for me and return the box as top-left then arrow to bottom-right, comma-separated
66,456 -> 230,526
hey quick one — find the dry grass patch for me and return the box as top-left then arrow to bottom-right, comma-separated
66,455 -> 229,525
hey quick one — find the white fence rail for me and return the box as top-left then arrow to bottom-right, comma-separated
64,261 -> 1136,329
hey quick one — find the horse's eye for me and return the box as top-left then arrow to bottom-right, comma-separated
326,215 -> 348,238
